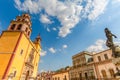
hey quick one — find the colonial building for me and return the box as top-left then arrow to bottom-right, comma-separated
93,49 -> 117,79
39,71 -> 53,80
0,13 -> 41,80
69,51 -> 96,80
52,67 -> 70,80
69,49 -> 117,80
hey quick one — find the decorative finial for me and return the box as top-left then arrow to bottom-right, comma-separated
35,33 -> 41,43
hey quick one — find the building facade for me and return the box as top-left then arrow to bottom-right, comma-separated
93,49 -> 117,79
69,49 -> 117,80
0,13 -> 41,80
39,71 -> 53,80
69,51 -> 96,80
52,68 -> 69,80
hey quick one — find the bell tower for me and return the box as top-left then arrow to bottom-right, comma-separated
7,13 -> 32,38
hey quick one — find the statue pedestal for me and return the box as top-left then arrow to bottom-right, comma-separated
112,57 -> 120,66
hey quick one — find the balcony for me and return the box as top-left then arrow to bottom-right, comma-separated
25,61 -> 34,69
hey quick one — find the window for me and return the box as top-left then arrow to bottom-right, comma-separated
23,14 -> 26,17
10,24 -> 16,30
64,75 -> 67,80
109,69 -> 115,78
101,70 -> 107,78
90,72 -> 94,79
104,54 -> 108,60
17,24 -> 22,30
88,58 -> 93,62
13,71 -> 17,77
25,28 -> 28,32
98,56 -> 101,61
17,19 -> 21,21
22,19 -> 25,21
79,73 -> 82,80
20,49 -> 23,55
55,77 -> 57,80
85,73 -> 88,80
28,31 -> 30,36
58,77 -> 60,80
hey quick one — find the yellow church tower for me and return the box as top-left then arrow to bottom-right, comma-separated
0,13 -> 41,80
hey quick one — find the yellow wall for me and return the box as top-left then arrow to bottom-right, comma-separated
0,31 -> 20,53
0,54 -> 12,79
0,31 -> 21,79
5,32 -> 41,80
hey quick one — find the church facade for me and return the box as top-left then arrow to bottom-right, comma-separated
0,13 -> 41,80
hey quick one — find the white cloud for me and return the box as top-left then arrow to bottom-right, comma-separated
14,0 -> 40,14
112,0 -> 120,5
53,27 -> 57,31
14,0 -> 108,37
87,0 -> 108,20
115,42 -> 120,46
87,39 -> 107,52
47,27 -> 50,32
62,44 -> 68,49
116,0 -> 120,2
114,39 -> 120,46
40,14 -> 52,24
40,50 -> 47,56
49,47 -> 56,53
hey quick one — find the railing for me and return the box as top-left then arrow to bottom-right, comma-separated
25,61 -> 34,69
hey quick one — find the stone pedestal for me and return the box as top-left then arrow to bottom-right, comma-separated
113,58 -> 120,66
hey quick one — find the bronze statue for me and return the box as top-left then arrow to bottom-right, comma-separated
104,28 -> 118,58
105,28 -> 117,48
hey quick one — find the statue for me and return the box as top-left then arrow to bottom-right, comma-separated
104,28 -> 119,58
105,28 -> 117,48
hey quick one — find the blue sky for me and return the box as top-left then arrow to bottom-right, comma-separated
0,0 -> 120,72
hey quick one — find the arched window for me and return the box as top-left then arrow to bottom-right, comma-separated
55,77 -> 57,80
28,31 -> 30,36
17,19 -> 21,21
85,73 -> 88,80
64,75 -> 67,80
109,69 -> 115,78
22,19 -> 25,21
79,73 -> 82,80
25,70 -> 30,80
10,24 -> 16,30
101,70 -> 107,78
25,28 -> 28,32
58,77 -> 60,80
23,14 -> 26,17
13,71 -> 17,77
17,24 -> 22,30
